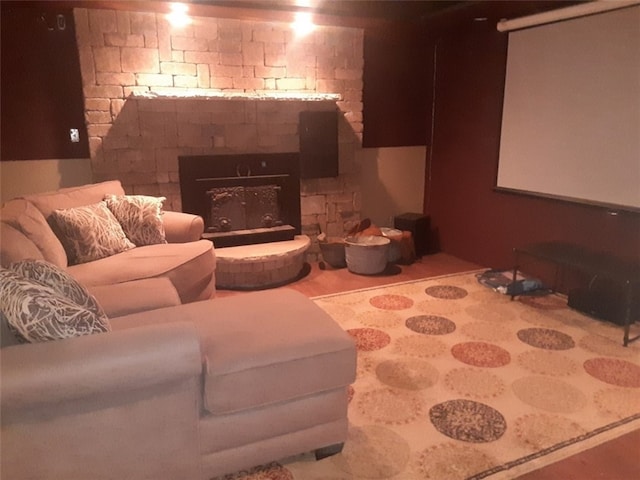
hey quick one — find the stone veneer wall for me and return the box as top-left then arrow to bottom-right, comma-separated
73,7 -> 364,260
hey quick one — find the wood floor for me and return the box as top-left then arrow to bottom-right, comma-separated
216,252 -> 639,479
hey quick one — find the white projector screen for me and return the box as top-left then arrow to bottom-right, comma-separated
496,5 -> 640,212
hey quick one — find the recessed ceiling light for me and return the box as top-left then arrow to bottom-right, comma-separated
167,3 -> 191,28
292,12 -> 315,37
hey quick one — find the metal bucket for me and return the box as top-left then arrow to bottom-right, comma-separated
344,235 -> 390,275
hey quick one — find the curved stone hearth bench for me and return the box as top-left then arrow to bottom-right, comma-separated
214,235 -> 310,290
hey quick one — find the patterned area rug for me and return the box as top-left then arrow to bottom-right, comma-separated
219,272 -> 640,480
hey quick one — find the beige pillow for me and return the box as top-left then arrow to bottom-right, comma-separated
104,194 -> 167,246
0,268 -> 111,343
51,201 -> 135,265
11,259 -> 106,319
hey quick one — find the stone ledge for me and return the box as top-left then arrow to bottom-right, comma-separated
215,235 -> 310,290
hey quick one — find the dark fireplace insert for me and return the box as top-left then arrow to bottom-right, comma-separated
179,153 -> 301,248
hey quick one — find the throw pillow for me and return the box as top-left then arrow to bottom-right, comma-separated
51,201 -> 135,265
104,194 -> 167,246
11,259 -> 107,320
0,268 -> 111,343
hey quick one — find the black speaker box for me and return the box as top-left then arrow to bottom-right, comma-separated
299,111 -> 338,179
568,279 -> 640,326
394,213 -> 430,257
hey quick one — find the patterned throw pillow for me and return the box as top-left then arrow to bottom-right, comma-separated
104,194 -> 167,246
11,259 -> 107,320
51,201 -> 135,265
0,268 -> 111,343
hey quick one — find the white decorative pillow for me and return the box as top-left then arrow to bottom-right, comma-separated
0,268 -> 111,343
51,201 -> 135,265
11,259 -> 107,320
104,194 -> 167,246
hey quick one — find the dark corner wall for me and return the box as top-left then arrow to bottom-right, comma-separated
422,1 -> 640,270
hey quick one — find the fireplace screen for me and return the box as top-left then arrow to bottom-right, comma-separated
179,153 -> 301,248
207,185 -> 283,233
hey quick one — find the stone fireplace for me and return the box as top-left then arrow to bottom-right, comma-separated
179,152 -> 301,247
74,6 -> 364,262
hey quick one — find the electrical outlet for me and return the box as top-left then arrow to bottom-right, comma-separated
69,128 -> 80,143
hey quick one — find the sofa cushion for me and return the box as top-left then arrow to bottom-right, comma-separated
51,202 -> 135,265
68,240 -> 215,303
23,180 -> 125,217
11,259 -> 106,319
88,278 -> 182,318
0,199 -> 67,268
104,194 -> 167,246
0,268 -> 111,343
198,290 -> 355,415
0,222 -> 45,268
111,289 -> 357,415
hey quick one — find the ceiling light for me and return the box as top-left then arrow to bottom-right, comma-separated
292,12 -> 315,37
167,3 -> 191,28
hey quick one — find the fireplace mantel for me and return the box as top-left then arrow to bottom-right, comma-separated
132,89 -> 342,102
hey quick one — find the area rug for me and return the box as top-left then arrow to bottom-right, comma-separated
220,271 -> 640,480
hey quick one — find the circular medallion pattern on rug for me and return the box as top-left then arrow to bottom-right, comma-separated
347,328 -> 391,351
412,442 -> 497,479
356,388 -> 425,425
369,294 -> 414,310
517,327 -> 576,350
376,358 -> 439,390
405,315 -> 456,335
429,399 -> 507,442
425,285 -> 468,299
218,462 -> 292,480
516,350 -> 578,376
331,425 -> 410,478
512,376 -> 588,413
444,367 -> 506,399
356,310 -> 403,329
583,358 -> 640,388
514,414 -> 587,450
460,321 -> 513,342
451,342 -> 511,368
593,387 -> 640,418
393,335 -> 448,358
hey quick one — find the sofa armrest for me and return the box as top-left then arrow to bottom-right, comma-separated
163,210 -> 205,243
1,322 -> 201,414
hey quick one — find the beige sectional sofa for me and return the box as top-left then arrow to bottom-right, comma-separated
0,180 -> 216,313
0,182 -> 357,479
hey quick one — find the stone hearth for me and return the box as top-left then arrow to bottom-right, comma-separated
215,235 -> 310,290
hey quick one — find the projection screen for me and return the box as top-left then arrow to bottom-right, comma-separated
496,4 -> 640,212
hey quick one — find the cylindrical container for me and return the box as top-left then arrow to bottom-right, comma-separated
318,237 -> 346,268
380,227 -> 403,263
344,235 -> 390,275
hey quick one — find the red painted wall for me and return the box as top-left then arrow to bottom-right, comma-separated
423,3 -> 640,270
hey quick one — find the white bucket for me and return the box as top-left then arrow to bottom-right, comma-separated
344,235 -> 390,275
381,227 -> 403,263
